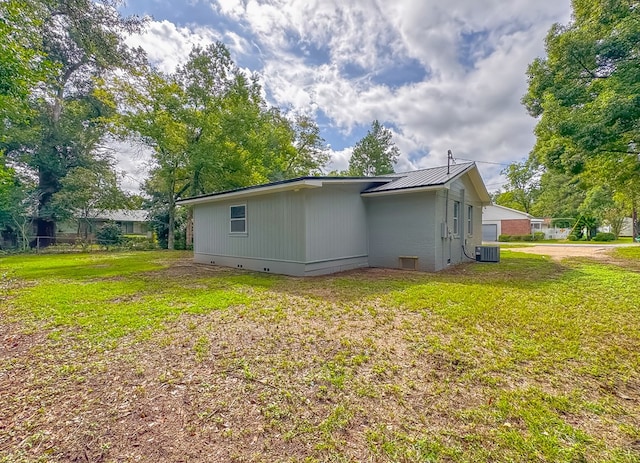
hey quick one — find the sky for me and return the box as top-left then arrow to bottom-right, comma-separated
116,0 -> 573,193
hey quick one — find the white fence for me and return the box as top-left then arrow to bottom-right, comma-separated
542,228 -> 571,240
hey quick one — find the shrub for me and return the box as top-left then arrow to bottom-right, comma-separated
594,232 -> 615,242
122,235 -> 158,250
567,234 -> 578,241
96,222 -> 123,247
499,234 -> 542,242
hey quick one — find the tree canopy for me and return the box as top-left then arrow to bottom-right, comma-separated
522,0 -> 639,235
348,120 -> 399,176
109,43 -> 329,249
0,0 -> 52,126
493,160 -> 541,214
0,2 -> 332,249
0,0 -> 145,244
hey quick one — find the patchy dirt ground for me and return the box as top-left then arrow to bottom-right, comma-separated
505,244 -> 632,261
2,251 -> 639,462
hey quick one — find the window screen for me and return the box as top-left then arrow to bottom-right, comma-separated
230,205 -> 246,233
453,201 -> 460,235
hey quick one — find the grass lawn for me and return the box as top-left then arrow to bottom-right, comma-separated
1,250 -> 639,462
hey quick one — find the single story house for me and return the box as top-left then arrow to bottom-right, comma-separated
177,162 -> 491,276
55,209 -> 150,242
481,204 -> 543,241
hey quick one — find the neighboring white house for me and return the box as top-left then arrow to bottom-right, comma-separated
482,204 -> 544,241
177,162 -> 492,276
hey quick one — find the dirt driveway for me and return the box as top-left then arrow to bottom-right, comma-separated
504,243 -> 634,261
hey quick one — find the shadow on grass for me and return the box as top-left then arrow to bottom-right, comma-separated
2,250 -> 627,306
264,252 -> 573,303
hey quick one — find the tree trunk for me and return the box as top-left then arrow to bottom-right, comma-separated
35,218 -> 55,247
186,207 -> 193,247
167,208 -> 175,250
633,206 -> 638,240
167,189 -> 175,250
36,162 -> 59,247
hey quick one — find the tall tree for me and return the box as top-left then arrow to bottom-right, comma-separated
1,0 -> 145,245
113,70 -> 189,250
110,42 -> 328,249
522,0 -> 640,234
348,120 -> 399,176
283,113 -> 329,177
531,170 -> 585,219
494,160 -> 541,213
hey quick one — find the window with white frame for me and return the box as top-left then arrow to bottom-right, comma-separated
453,201 -> 460,236
467,205 -> 473,235
230,204 -> 246,233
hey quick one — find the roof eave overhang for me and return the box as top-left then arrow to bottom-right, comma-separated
177,178 -> 394,206
361,184 -> 446,197
466,166 -> 492,205
177,179 -> 323,205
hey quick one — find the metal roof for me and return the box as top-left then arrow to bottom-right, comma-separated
177,161 -> 491,205
363,162 -> 475,193
177,176 -> 394,205
92,210 -> 149,222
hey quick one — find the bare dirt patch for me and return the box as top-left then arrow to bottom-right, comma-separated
506,244 -> 617,261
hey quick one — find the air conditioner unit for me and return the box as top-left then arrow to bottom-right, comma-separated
475,246 -> 500,263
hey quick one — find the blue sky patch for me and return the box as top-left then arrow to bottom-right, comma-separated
120,1 -> 241,40
458,29 -> 493,70
370,58 -> 428,88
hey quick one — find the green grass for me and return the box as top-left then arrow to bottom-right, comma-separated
1,251 -> 256,342
1,249 -> 639,462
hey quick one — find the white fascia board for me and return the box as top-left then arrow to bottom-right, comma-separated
465,167 -> 492,205
324,177 -> 396,184
361,184 -> 445,197
178,179 -> 324,206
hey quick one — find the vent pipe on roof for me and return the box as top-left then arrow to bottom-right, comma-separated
447,149 -> 455,175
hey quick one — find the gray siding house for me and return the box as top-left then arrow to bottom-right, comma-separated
177,162 -> 491,276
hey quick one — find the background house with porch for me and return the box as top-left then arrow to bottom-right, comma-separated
55,210 -> 150,242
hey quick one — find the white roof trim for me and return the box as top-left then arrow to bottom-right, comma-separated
177,178 -> 391,206
361,184 -> 447,197
178,179 -> 321,205
486,204 -> 535,219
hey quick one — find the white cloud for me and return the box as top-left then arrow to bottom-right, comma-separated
121,0 -> 573,191
111,140 -> 153,194
325,147 -> 353,173
229,0 -> 572,182
126,20 -> 222,73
